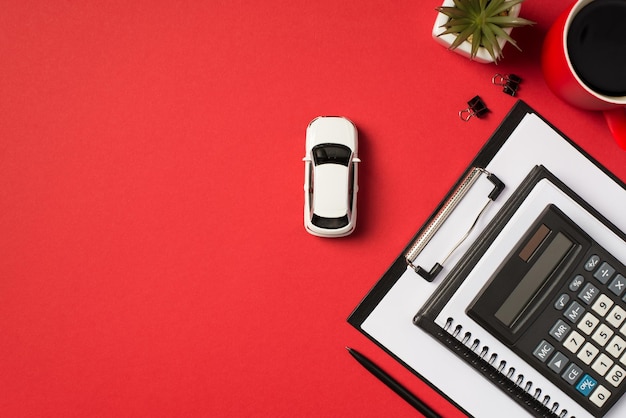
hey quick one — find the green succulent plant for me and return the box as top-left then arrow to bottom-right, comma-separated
436,0 -> 535,62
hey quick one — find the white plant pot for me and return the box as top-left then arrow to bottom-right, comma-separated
432,0 -> 521,63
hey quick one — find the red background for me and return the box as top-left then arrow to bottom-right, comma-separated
2,1 -> 626,417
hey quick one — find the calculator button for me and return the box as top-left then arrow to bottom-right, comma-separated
590,385 -> 612,408
585,255 -> 601,272
548,351 -> 569,374
576,374 -> 598,396
564,301 -> 586,324
533,340 -> 554,363
577,312 -> 600,335
550,319 -> 571,342
569,275 -> 585,291
592,324 -> 615,347
607,335 -> 626,358
578,342 -> 600,365
578,282 -> 600,305
607,364 -> 626,387
595,262 -> 616,284
607,305 -> 626,328
564,330 -> 585,354
609,274 -> 626,296
592,294 -> 614,317
592,353 -> 614,376
554,294 -> 569,310
562,363 -> 584,385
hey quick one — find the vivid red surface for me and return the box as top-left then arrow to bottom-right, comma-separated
2,1 -> 626,417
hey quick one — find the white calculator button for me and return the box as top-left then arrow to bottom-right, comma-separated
607,364 -> 626,387
592,294 -> 614,317
577,312 -> 600,335
620,321 -> 626,337
590,385 -> 612,408
564,330 -> 585,354
607,305 -> 626,328
578,342 -> 600,365
592,353 -> 614,376
607,335 -> 626,358
592,324 -> 615,347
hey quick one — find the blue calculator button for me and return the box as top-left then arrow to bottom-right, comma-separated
576,374 -> 598,397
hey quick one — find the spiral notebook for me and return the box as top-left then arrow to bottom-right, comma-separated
348,101 -> 626,418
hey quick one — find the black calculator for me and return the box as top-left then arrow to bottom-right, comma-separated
468,204 -> 626,417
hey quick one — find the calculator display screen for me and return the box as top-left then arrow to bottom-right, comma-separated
495,231 -> 574,327
467,205 -> 586,344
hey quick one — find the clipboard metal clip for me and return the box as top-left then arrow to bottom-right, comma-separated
405,167 -> 504,282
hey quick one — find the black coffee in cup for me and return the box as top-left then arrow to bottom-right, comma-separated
567,0 -> 626,97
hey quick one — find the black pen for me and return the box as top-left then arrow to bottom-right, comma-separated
346,347 -> 441,418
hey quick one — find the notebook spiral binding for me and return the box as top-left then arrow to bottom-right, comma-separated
441,317 -> 574,418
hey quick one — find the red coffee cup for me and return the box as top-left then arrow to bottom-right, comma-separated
542,0 -> 626,149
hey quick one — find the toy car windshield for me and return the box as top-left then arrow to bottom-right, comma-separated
311,214 -> 349,229
312,144 -> 351,166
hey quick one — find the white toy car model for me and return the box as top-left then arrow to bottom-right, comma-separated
303,116 -> 360,237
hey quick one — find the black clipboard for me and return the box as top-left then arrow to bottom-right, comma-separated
347,100 -> 626,418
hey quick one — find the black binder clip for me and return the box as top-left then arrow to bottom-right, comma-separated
459,96 -> 489,121
492,73 -> 522,96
